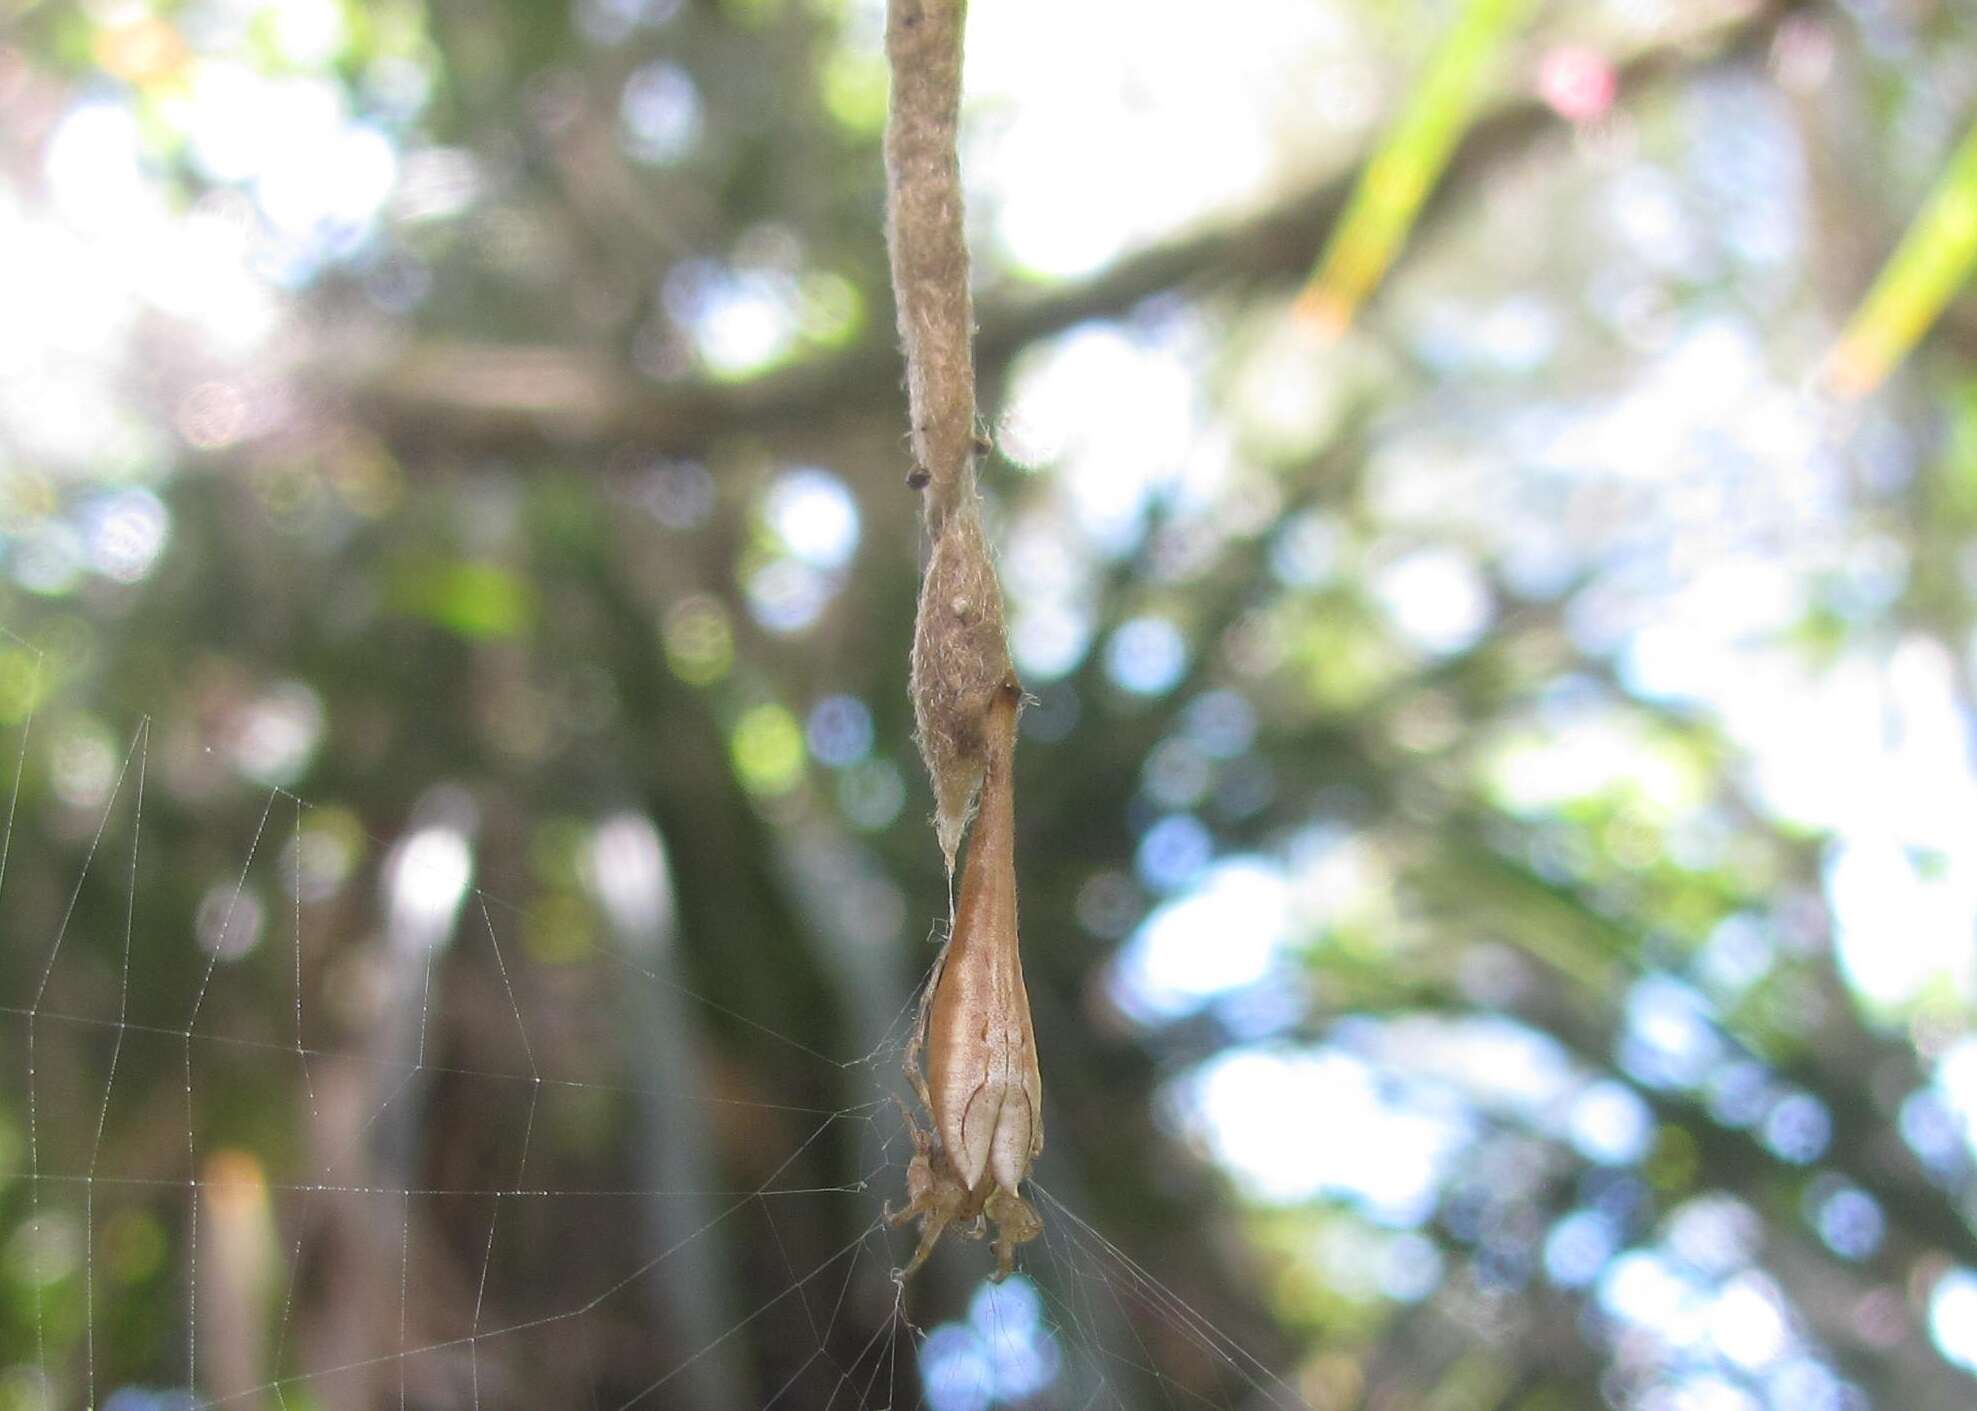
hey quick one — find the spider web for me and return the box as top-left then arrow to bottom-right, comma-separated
0,623 -> 1310,1411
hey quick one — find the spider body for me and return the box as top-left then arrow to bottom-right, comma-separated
888,679 -> 1042,1281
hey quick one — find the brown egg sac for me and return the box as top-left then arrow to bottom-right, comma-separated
888,678 -> 1042,1281
910,495 -> 1015,875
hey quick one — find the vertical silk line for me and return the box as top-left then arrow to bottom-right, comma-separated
882,0 -> 1045,1282
883,0 -> 1016,877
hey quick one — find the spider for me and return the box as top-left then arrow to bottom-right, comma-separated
886,679 -> 1043,1282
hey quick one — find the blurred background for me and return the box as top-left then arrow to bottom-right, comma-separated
4,0 -> 1977,1408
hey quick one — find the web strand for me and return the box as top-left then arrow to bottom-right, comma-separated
0,668 -> 1301,1411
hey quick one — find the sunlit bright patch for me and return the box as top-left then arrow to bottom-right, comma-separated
1767,1358 -> 1850,1411
183,66 -> 397,262
965,1 -> 1286,281
46,100 -> 158,233
964,1275 -> 1061,1401
587,812 -> 674,948
919,1323 -> 993,1411
1009,601 -> 1093,681
1282,824 -> 1388,936
1709,1273 -> 1790,1369
1003,516 -> 1087,595
93,15 -> 186,84
1566,1079 -> 1653,1166
665,260 -> 800,378
1111,857 -> 1291,1022
620,61 -> 702,165
385,824 -> 474,953
998,324 -> 1200,554
764,467 -> 859,569
392,147 -> 482,224
183,64 -> 292,183
1413,296 -> 1559,376
1104,616 -> 1188,696
1665,1194 -> 1761,1276
1371,547 -> 1491,656
1933,1038 -> 1977,1154
1543,1209 -> 1618,1288
143,196 -> 281,352
1,207 -> 127,369
1826,834 -> 1977,1010
1928,1266 -> 1977,1372
745,557 -> 831,633
268,0 -> 348,67
1229,312 -> 1360,461
1618,977 -> 1723,1091
230,681 -> 323,786
261,120 -> 396,246
1358,1014 -> 1576,1119
1183,1046 -> 1470,1224
1598,1249 -> 1706,1336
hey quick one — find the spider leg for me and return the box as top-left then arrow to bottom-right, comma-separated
984,1186 -> 1043,1283
888,1092 -> 924,1144
892,1205 -> 952,1282
901,944 -> 946,1120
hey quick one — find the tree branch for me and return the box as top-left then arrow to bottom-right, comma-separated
341,0 -> 1799,456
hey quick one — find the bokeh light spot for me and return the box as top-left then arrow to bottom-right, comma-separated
805,694 -> 873,767
1760,1092 -> 1831,1165
1568,1080 -> 1654,1165
1113,857 -> 1291,1021
195,882 -> 265,962
764,467 -> 859,569
230,681 -> 323,786
919,1323 -> 992,1411
1544,1209 -> 1618,1287
746,557 -> 831,633
663,595 -> 735,686
730,704 -> 805,796
1135,813 -> 1212,893
837,758 -> 905,831
1181,689 -> 1258,759
1537,45 -> 1617,124
1373,547 -> 1491,656
1811,1183 -> 1883,1261
1105,616 -> 1188,696
1929,1267 -> 1977,1371
620,62 -> 702,165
